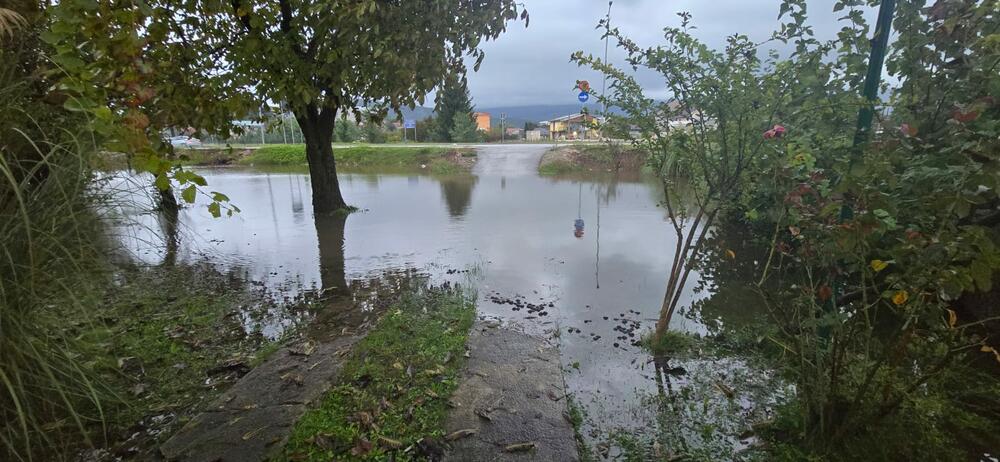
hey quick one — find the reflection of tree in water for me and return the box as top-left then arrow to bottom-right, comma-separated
592,176 -> 620,206
439,175 -> 478,218
686,221 -> 770,334
311,211 -> 432,338
288,173 -> 305,220
315,212 -> 349,297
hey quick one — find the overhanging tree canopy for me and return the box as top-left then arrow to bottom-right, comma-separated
159,0 -> 527,212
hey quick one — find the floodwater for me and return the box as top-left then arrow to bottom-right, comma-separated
109,144 -> 780,458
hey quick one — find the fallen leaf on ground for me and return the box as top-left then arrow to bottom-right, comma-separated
378,435 -> 403,449
504,442 -> 537,452
351,437 -> 373,456
351,411 -> 374,429
289,342 -> 315,356
306,433 -> 336,450
422,365 -> 446,376
242,426 -> 266,441
444,429 -> 477,441
715,381 -> 736,399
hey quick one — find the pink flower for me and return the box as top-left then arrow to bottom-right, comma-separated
763,124 -> 785,140
899,123 -> 917,137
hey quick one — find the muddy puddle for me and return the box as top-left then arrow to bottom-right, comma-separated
106,145 -> 786,458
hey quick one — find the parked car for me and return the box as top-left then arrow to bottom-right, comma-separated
168,135 -> 202,147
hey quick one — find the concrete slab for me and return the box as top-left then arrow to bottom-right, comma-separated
159,335 -> 360,461
443,323 -> 579,462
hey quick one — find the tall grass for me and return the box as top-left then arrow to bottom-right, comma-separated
1,55 -> 111,461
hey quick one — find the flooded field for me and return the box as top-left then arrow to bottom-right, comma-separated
108,144 -> 782,458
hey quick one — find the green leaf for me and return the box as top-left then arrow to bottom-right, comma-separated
970,260 -> 993,292
63,97 -> 96,112
188,173 -> 208,187
181,185 -> 197,203
154,174 -> 170,191
207,202 -> 222,218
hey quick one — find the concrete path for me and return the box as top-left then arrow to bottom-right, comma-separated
443,322 -> 579,462
158,335 -> 359,462
472,144 -> 553,177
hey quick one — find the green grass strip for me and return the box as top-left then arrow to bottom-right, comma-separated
242,144 -> 474,174
281,289 -> 475,461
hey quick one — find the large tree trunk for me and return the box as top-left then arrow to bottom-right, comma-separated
295,105 -> 347,214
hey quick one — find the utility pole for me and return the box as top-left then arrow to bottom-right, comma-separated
602,1 -> 612,116
500,113 -> 506,144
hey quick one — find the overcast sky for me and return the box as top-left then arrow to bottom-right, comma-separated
460,0 -> 880,108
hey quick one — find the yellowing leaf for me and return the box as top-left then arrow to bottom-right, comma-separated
946,308 -> 957,329
870,260 -> 889,272
892,290 -> 909,306
981,345 -> 1000,365
725,249 -> 736,260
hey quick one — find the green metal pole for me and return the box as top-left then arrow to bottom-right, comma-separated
853,0 -> 897,145
842,0 -> 896,221
824,0 -> 896,342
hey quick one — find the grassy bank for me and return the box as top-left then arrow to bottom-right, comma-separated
281,288 -> 475,461
243,144 -> 477,174
90,264 -> 296,458
538,144 -> 647,176
174,147 -> 254,166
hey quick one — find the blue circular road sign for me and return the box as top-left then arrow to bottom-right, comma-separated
578,91 -> 589,103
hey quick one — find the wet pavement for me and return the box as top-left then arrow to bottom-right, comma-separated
159,335 -> 361,462
443,321 -> 578,462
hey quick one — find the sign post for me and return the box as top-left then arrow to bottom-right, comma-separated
403,119 -> 416,142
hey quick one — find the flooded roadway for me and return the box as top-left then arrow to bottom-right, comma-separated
110,144 -> 779,458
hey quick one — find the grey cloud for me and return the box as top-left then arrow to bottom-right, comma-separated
459,0 -> 878,108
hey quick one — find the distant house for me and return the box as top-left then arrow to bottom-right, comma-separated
525,129 -> 543,141
505,127 -> 522,138
547,113 -> 602,140
663,100 -> 704,130
474,112 -> 491,131
537,123 -> 550,137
